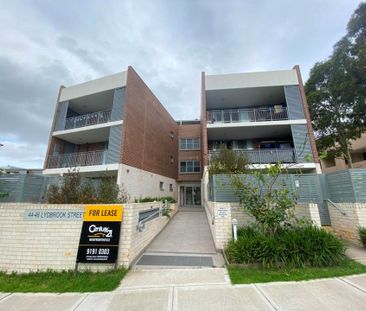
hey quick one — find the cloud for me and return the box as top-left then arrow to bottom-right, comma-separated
0,0 -> 361,167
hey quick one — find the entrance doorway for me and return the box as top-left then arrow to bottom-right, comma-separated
180,186 -> 201,207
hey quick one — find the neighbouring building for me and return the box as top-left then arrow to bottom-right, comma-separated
43,66 -> 319,206
321,133 -> 366,173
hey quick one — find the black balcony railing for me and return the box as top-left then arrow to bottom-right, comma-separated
207,107 -> 288,124
64,110 -> 111,130
46,150 -> 107,169
209,148 -> 297,164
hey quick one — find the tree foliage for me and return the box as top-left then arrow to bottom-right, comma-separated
232,163 -> 297,236
305,2 -> 366,167
47,169 -> 129,204
209,145 -> 250,175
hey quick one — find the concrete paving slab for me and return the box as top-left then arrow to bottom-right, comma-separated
118,268 -> 229,289
174,285 -> 273,311
107,288 -> 170,311
0,293 -> 11,301
343,274 -> 366,291
74,293 -> 113,311
258,278 -> 366,311
146,210 -> 216,254
345,244 -> 366,265
0,293 -> 83,311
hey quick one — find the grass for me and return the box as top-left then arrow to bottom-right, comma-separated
228,259 -> 366,284
0,268 -> 128,293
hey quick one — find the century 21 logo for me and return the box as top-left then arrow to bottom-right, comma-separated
88,224 -> 112,238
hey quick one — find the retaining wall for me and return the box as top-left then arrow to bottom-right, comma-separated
328,203 -> 366,246
0,202 -> 176,273
204,201 -> 320,250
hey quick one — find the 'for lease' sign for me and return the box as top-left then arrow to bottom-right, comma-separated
76,205 -> 123,264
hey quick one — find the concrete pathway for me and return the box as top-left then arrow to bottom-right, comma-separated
2,272 -> 366,310
346,243 -> 366,265
146,208 -> 216,254
134,208 -> 225,268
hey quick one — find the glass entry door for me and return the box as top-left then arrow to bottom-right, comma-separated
180,186 -> 201,206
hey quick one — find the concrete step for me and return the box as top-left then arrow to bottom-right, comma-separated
133,252 -> 225,270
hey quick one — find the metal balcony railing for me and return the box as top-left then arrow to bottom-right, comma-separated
46,150 -> 107,169
207,107 -> 288,124
64,110 -> 111,130
209,148 -> 297,164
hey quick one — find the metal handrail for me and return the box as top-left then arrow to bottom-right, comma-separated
136,201 -> 171,232
207,107 -> 288,124
64,110 -> 111,130
209,148 -> 297,164
325,199 -> 347,216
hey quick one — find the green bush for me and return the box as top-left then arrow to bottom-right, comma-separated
134,196 -> 176,203
358,227 -> 366,248
225,226 -> 345,268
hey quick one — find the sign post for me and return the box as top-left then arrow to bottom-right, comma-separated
76,205 -> 123,271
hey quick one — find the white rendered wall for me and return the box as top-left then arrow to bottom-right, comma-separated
205,69 -> 299,90
117,164 -> 178,201
60,71 -> 127,101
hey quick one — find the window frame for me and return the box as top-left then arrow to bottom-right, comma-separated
179,160 -> 201,174
179,137 -> 200,150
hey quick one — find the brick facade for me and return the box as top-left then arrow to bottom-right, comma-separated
178,123 -> 202,182
122,67 -> 178,180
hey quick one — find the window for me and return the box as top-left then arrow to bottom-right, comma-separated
180,138 -> 200,150
180,160 -> 200,173
169,184 -> 173,192
159,182 -> 164,191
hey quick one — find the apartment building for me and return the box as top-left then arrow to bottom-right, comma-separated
43,66 -> 179,201
43,65 -> 319,206
321,133 -> 366,172
201,65 -> 319,173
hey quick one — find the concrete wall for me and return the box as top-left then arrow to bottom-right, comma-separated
328,203 -> 366,246
205,69 -> 299,90
0,202 -> 176,273
60,71 -> 127,101
204,201 -> 321,250
117,164 -> 177,201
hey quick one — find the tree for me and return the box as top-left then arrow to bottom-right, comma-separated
305,2 -> 366,167
208,145 -> 250,175
232,163 -> 297,236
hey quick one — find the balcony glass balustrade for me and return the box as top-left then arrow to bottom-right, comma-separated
209,148 -> 297,164
46,150 -> 107,169
207,107 -> 288,124
64,110 -> 111,130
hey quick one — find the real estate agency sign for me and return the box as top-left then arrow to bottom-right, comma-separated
76,205 -> 123,264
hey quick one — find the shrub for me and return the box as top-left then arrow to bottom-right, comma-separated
358,227 -> 366,248
47,170 -> 129,204
134,196 -> 176,203
209,145 -> 249,175
225,226 -> 345,268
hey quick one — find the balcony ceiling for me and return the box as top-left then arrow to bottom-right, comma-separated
68,90 -> 114,114
53,126 -> 111,144
206,86 -> 285,110
207,124 -> 291,140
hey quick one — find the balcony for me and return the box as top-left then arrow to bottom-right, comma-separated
209,148 -> 297,164
64,110 -> 111,130
46,150 -> 107,169
207,107 -> 288,124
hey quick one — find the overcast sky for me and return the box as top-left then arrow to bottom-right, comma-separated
0,0 -> 361,168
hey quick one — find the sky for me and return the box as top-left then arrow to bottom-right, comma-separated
0,0 -> 361,168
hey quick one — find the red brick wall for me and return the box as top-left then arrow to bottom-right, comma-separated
121,66 -> 178,179
293,65 -> 320,164
178,124 -> 202,182
43,86 -> 64,169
